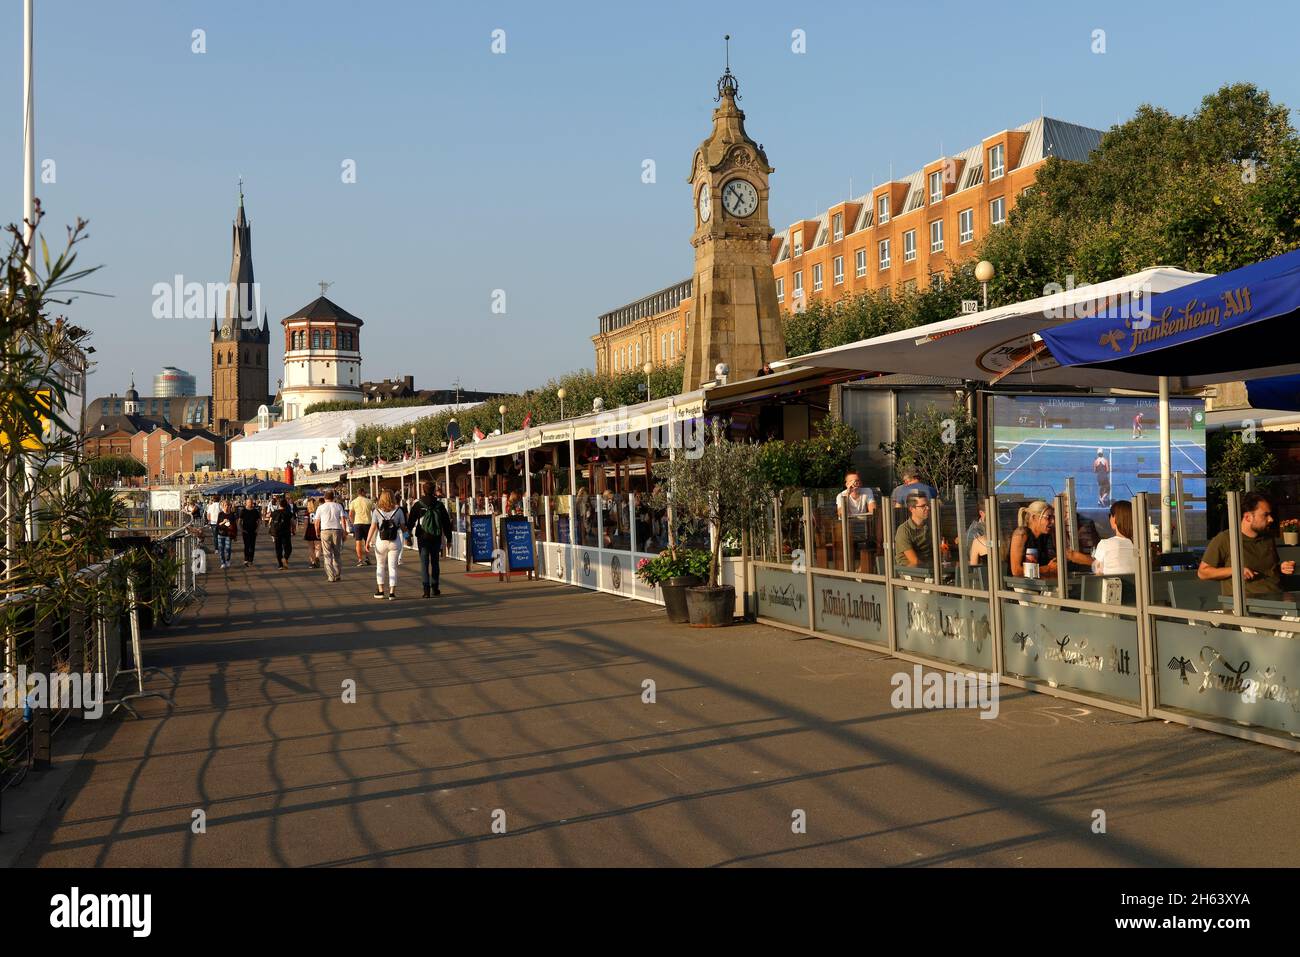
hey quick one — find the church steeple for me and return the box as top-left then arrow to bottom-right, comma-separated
222,181 -> 256,341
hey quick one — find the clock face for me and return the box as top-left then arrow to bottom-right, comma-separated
722,179 -> 759,218
698,183 -> 711,222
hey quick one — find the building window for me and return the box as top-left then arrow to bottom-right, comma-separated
635,341 -> 641,364
793,270 -> 803,295
776,276 -> 784,303
793,232 -> 803,257
931,272 -> 945,291
812,263 -> 823,292
959,208 -> 974,244
903,230 -> 916,263
855,248 -> 867,278
989,143 -> 1005,179
322,331 -> 332,350
878,239 -> 891,270
990,196 -> 1006,226
877,194 -> 890,224
832,212 -> 844,241
928,170 -> 943,204
833,256 -> 844,284
903,278 -> 917,293
930,218 -> 944,253
311,331 -> 321,349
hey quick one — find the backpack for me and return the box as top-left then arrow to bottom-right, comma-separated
377,509 -> 399,541
417,499 -> 442,540
271,508 -> 291,534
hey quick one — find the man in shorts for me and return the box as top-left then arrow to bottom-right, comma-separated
349,490 -> 374,567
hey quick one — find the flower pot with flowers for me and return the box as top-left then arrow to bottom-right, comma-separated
1281,518 -> 1299,546
636,548 -> 711,623
650,422 -> 776,627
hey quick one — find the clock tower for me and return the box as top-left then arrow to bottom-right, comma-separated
682,54 -> 785,391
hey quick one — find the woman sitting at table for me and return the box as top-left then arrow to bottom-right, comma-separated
1009,500 -> 1092,577
1091,500 -> 1137,576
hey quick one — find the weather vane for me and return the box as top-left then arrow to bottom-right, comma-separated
318,280 -> 333,297
716,34 -> 739,101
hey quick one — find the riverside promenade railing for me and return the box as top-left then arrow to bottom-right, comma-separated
0,527 -> 196,800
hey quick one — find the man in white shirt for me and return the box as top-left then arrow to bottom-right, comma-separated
314,489 -> 350,582
836,472 -> 877,571
205,497 -> 222,549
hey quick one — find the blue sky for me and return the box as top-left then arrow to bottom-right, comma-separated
5,0 -> 1299,400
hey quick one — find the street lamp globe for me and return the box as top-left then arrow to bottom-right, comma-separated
557,387 -> 566,420
975,260 -> 995,283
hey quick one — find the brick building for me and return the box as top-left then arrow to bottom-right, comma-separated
593,116 -> 1103,373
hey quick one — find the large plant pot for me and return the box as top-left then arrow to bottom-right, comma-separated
1284,532 -> 1299,546
660,575 -> 702,623
686,585 -> 735,628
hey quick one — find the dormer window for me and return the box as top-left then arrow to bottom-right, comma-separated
989,143 -> 1005,179
793,232 -> 803,257
928,170 -> 943,204
832,213 -> 844,242
877,194 -> 890,224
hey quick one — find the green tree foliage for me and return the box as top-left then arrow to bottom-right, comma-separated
756,417 -> 861,491
352,363 -> 683,462
85,454 -> 146,487
878,400 -> 978,499
1207,430 -> 1276,517
303,395 -> 441,416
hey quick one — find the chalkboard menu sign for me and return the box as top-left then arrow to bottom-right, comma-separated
503,517 -> 535,571
469,514 -> 495,563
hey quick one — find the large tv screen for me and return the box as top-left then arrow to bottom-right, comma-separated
990,394 -> 1206,541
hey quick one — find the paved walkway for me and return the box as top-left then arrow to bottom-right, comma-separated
15,554 -> 1300,867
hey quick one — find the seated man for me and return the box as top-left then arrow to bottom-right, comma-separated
836,471 -> 877,568
894,491 -> 933,568
1198,491 -> 1295,596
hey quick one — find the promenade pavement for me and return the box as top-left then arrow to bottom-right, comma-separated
15,553 -> 1300,867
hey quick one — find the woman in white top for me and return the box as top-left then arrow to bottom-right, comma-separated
366,490 -> 408,600
1092,500 -> 1138,576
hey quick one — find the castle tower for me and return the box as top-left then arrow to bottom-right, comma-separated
682,52 -> 786,391
210,185 -> 271,433
278,292 -> 364,421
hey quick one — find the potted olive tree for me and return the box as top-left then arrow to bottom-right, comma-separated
652,422 -> 773,627
635,547 -> 710,623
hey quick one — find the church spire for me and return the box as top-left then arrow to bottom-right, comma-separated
223,183 -> 255,339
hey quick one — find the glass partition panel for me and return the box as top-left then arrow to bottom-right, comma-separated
601,492 -> 632,551
549,494 -> 573,544
809,488 -> 841,570
634,492 -> 668,554
776,489 -> 805,567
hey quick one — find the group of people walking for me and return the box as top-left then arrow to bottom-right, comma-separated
192,483 -> 452,600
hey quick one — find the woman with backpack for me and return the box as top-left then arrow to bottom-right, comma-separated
365,489 -> 407,600
270,495 -> 297,569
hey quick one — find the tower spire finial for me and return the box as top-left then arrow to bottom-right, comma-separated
716,34 -> 739,101
238,175 -> 244,205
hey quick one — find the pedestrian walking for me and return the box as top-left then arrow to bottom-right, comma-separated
348,489 -> 373,567
303,497 -> 321,567
205,496 -> 222,552
366,490 -> 407,600
239,496 -> 261,566
215,497 -> 237,570
270,494 -> 296,568
406,481 -> 452,597
314,489 -> 349,582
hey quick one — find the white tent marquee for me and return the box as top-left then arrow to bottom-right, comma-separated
229,404 -> 464,472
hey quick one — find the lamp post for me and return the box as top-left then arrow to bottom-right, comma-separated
499,404 -> 507,433
643,362 -> 653,401
448,418 -> 456,450
975,260 -> 994,310
557,388 -> 565,420
410,425 -> 417,459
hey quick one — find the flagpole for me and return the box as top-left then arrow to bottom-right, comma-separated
9,0 -> 36,564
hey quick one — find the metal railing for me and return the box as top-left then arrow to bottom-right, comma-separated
1,526 -> 196,797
